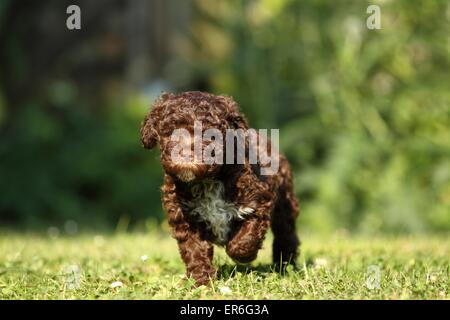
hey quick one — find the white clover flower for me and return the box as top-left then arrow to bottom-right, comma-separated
110,281 -> 123,289
219,286 -> 232,295
140,255 -> 148,262
314,257 -> 328,269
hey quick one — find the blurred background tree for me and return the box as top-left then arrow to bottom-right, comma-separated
0,0 -> 448,234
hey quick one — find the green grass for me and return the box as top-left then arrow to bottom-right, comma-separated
0,231 -> 448,299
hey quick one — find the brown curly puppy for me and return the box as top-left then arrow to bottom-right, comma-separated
140,91 -> 300,286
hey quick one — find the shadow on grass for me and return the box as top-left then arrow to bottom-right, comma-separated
216,258 -> 315,280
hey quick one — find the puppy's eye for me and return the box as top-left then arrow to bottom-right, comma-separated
160,127 -> 173,136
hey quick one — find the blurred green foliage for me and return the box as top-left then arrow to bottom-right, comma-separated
0,0 -> 449,233
0,94 -> 163,229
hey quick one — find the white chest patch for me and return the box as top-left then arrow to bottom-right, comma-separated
184,179 -> 249,245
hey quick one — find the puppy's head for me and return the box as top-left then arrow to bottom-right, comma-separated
140,91 -> 248,183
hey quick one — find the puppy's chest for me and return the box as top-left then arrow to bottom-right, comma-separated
183,180 -> 247,245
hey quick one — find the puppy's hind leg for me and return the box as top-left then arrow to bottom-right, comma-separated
271,160 -> 300,269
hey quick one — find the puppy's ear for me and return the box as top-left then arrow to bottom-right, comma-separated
140,112 -> 159,149
219,95 -> 249,130
140,93 -> 171,149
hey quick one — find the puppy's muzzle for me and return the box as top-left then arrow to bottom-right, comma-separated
165,163 -> 204,183
176,168 -> 196,182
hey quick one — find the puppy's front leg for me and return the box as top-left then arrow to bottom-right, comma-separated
225,168 -> 275,263
177,232 -> 215,286
162,175 -> 215,286
226,218 -> 270,264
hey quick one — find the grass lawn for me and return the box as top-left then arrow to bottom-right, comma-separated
0,231 -> 448,299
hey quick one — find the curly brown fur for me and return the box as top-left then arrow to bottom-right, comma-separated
141,91 -> 300,286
